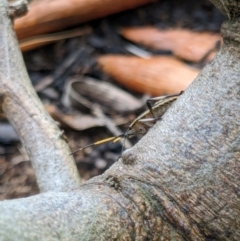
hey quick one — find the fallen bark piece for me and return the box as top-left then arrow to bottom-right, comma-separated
14,0 -> 157,40
98,55 -> 200,96
121,27 -> 222,62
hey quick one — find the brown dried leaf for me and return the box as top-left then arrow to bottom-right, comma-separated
98,55 -> 200,96
15,0 -> 157,40
121,27 -> 222,62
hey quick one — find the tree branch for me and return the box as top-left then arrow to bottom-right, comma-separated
1,0 -> 240,240
0,0 -> 81,192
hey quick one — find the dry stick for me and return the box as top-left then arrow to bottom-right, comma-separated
0,0 -> 81,192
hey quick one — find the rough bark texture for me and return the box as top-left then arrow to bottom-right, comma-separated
209,0 -> 240,19
0,0 -> 240,240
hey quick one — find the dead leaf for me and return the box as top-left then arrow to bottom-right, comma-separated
121,27 -> 222,62
15,0 -> 157,40
98,55 -> 200,96
62,77 -> 143,113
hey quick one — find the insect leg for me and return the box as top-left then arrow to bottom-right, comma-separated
146,96 -> 169,120
138,118 -> 156,128
138,118 -> 156,123
146,99 -> 159,120
146,91 -> 184,120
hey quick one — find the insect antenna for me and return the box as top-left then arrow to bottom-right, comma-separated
69,134 -> 125,155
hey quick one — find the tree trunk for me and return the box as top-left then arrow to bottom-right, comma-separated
0,0 -> 240,240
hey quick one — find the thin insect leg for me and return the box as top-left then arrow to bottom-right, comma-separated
146,97 -> 166,120
111,133 -> 126,155
146,96 -> 168,118
146,91 -> 184,120
147,91 -> 184,103
146,100 -> 158,120
138,118 -> 156,123
121,133 -> 127,154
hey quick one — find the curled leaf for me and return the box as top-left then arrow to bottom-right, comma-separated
62,77 -> 143,113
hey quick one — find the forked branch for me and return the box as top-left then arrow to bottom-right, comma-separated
1,0 -> 240,240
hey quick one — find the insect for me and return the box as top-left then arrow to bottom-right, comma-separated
70,91 -> 183,155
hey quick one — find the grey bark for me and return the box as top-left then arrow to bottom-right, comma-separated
0,0 -> 81,192
0,0 -> 240,240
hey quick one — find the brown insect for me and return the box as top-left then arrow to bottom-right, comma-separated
70,91 -> 183,155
